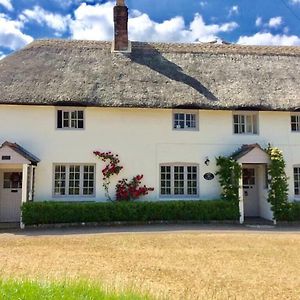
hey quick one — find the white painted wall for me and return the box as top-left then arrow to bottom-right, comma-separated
0,106 -> 299,206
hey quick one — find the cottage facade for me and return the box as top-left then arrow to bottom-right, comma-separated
0,1 -> 300,225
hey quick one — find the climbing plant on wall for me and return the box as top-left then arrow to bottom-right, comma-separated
93,151 -> 123,201
266,146 -> 289,220
216,156 -> 242,204
93,150 -> 154,202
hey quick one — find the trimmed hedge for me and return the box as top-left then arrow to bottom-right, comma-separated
278,202 -> 300,221
21,200 -> 239,226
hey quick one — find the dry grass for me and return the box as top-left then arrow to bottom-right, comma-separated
0,228 -> 299,299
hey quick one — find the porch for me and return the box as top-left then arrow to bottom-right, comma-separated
233,144 -> 273,224
0,141 -> 39,226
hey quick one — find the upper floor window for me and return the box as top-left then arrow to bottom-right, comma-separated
291,114 -> 300,132
233,112 -> 258,134
53,164 -> 95,197
160,164 -> 199,197
173,110 -> 198,130
57,109 -> 84,129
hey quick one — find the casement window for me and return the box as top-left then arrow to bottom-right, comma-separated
160,164 -> 199,197
173,111 -> 198,130
54,164 -> 95,197
291,114 -> 300,132
294,167 -> 300,196
233,112 -> 258,134
56,109 -> 84,129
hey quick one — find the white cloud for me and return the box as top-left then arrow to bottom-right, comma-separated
69,2 -> 238,43
268,16 -> 283,28
0,13 -> 33,50
229,5 -> 239,17
69,2 -> 114,40
237,32 -> 300,46
290,0 -> 300,4
20,6 -> 70,33
255,17 -> 262,27
199,1 -> 207,7
0,0 -> 13,11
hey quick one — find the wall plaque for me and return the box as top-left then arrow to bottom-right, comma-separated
204,173 -> 214,180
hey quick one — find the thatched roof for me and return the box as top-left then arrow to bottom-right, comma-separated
0,39 -> 300,111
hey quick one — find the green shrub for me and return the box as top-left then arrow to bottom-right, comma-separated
278,202 -> 300,221
21,200 -> 239,226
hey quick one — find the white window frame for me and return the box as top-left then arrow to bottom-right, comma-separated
233,111 -> 259,135
294,165 -> 300,199
56,108 -> 85,130
159,163 -> 199,198
291,113 -> 300,132
172,110 -> 199,131
53,164 -> 96,198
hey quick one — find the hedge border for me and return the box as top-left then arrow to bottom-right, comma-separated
21,200 -> 240,226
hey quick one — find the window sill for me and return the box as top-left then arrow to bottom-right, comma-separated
173,128 -> 199,132
159,196 -> 200,201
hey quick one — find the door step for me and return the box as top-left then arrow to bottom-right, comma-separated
0,222 -> 20,229
244,217 -> 274,226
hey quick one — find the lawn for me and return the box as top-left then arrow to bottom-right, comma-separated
0,227 -> 299,299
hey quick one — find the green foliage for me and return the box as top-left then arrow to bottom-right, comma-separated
216,156 -> 242,203
21,200 -> 239,225
266,146 -> 289,220
281,202 -> 300,221
0,279 -> 146,300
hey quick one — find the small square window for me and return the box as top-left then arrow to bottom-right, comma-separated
173,111 -> 198,130
291,115 -> 300,132
57,109 -> 84,129
233,112 -> 258,134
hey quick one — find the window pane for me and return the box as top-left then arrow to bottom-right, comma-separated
187,166 -> 198,195
291,115 -> 300,132
160,166 -> 171,195
54,165 -> 66,195
186,114 -> 196,128
83,165 -> 95,195
69,165 -> 81,195
174,166 -> 184,195
294,167 -> 300,195
174,113 -> 185,129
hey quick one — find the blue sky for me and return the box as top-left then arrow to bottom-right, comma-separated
1,0 -> 300,59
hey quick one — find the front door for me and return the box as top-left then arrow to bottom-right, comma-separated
0,170 -> 22,222
243,167 -> 259,217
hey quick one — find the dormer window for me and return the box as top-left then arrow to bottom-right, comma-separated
233,112 -> 258,134
57,109 -> 84,130
173,110 -> 198,130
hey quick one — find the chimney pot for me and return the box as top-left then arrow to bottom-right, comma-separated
116,0 -> 125,6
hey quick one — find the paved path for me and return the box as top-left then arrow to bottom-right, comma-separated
1,223 -> 300,237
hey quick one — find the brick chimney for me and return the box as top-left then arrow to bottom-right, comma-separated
113,0 -> 130,52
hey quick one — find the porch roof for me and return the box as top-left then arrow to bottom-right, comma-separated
232,144 -> 270,164
0,141 -> 40,165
